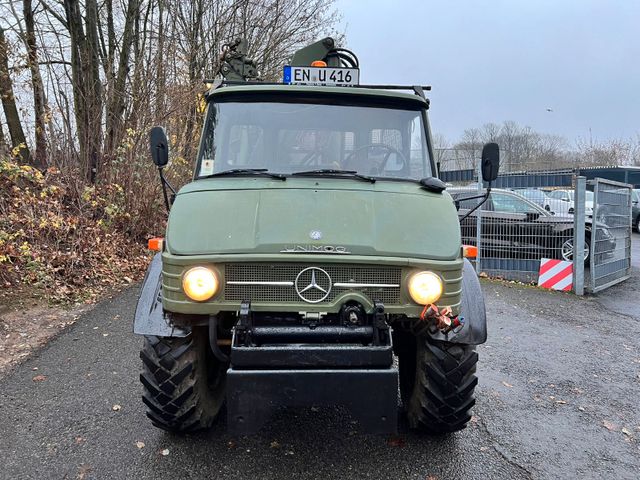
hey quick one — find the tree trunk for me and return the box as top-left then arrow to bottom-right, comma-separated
23,0 -> 48,169
105,0 -> 139,157
63,0 -> 103,183
84,0 -> 102,183
0,26 -> 30,162
0,116 -> 9,157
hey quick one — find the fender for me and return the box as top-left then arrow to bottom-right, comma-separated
427,258 -> 487,345
133,253 -> 190,337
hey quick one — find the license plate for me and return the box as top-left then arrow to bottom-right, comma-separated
283,66 -> 359,86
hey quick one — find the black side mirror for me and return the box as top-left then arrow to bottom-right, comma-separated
481,142 -> 499,183
150,126 -> 169,168
150,126 -> 176,212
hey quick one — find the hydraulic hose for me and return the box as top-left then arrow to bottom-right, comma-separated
208,315 -> 230,363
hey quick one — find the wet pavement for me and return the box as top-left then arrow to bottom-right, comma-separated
1,235 -> 639,479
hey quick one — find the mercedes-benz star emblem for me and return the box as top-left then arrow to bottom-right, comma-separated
295,267 -> 332,303
309,230 -> 323,240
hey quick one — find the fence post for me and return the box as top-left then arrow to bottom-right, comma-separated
475,161 -> 483,273
573,176 -> 586,295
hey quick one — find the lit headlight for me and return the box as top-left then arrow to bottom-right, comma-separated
182,267 -> 219,302
408,271 -> 443,305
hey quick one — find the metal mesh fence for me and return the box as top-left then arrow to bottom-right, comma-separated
440,149 -> 579,284
450,187 -> 575,283
437,149 -> 633,291
588,179 -> 632,292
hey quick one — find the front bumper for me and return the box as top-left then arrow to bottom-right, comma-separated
227,368 -> 398,435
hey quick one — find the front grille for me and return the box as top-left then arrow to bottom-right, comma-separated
224,263 -> 402,304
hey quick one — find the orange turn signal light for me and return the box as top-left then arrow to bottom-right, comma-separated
311,60 -> 327,67
148,237 -> 164,251
463,245 -> 478,258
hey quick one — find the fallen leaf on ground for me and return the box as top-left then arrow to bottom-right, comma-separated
112,404 -> 121,411
75,436 -> 85,444
502,381 -> 513,388
270,441 -> 280,449
555,400 -> 567,405
387,435 -> 406,447
160,448 -> 170,456
603,420 -> 618,431
227,440 -> 236,449
77,464 -> 92,480
32,374 -> 47,382
136,441 -> 145,449
621,428 -> 632,436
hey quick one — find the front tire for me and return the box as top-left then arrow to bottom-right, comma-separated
140,327 -> 226,432
397,333 -> 478,434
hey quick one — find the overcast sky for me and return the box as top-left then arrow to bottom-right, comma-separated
336,0 -> 640,145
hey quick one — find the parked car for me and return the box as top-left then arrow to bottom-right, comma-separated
450,188 -> 614,263
633,189 -> 640,232
510,188 -> 548,208
544,189 -> 594,218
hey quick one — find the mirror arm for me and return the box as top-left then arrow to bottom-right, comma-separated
158,167 -> 176,213
458,182 -> 492,222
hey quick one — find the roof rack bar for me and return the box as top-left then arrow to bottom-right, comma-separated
204,80 -> 431,91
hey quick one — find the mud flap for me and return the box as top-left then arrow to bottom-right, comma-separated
133,253 -> 189,337
427,258 -> 487,345
226,368 -> 398,435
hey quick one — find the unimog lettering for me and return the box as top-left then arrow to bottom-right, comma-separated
280,245 -> 351,254
135,36 -> 500,437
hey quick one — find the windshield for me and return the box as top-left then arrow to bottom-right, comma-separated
568,191 -> 594,202
197,99 -> 432,180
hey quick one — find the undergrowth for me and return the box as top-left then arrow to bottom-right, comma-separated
0,157 -> 163,305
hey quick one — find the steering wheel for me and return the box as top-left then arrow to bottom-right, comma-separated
343,143 -> 409,175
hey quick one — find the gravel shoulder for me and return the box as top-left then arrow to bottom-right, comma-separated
1,269 -> 639,479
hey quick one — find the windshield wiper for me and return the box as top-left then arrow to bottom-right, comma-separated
291,169 -> 376,183
199,168 -> 286,181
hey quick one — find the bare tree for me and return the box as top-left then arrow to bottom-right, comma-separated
1,0 -> 340,186
103,0 -> 139,157
0,25 -> 30,161
63,0 -> 103,182
0,111 -> 8,156
23,0 -> 48,169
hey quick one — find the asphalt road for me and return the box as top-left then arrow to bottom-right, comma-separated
1,237 -> 639,479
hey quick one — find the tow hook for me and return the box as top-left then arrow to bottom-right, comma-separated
419,304 -> 464,334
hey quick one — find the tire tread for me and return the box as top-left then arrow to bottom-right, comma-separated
140,333 -> 220,432
407,339 -> 478,434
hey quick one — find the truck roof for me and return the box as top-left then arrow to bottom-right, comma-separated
206,83 -> 430,108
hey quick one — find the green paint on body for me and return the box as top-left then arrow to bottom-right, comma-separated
167,178 -> 460,260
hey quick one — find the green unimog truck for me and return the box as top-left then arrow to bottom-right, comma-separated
134,38 -> 499,435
